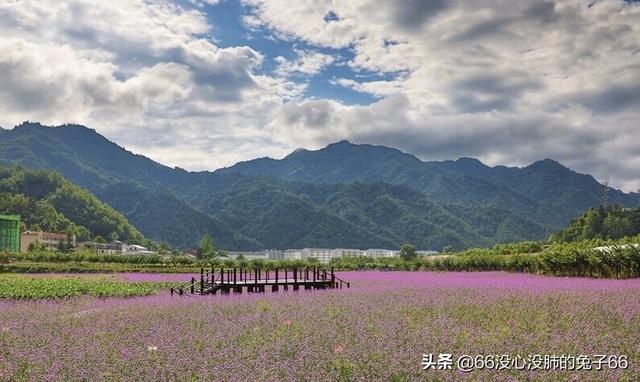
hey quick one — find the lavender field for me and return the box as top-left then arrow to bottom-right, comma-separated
1,271 -> 639,381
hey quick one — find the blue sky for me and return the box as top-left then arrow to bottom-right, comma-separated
191,0 -> 381,105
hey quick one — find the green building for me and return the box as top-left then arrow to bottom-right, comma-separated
0,215 -> 21,253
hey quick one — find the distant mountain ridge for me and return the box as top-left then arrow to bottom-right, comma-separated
0,122 -> 636,250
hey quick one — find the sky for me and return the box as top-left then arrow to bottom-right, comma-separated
0,0 -> 639,190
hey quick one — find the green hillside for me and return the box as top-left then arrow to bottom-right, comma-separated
0,166 -> 144,243
552,205 -> 640,242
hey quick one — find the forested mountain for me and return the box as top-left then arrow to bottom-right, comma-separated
0,123 -> 257,249
1,122 -> 636,250
0,166 -> 143,242
221,141 -> 636,226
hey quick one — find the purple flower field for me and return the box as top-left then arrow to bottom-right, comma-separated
1,271 -> 639,381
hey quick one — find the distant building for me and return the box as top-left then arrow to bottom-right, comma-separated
264,249 -> 284,260
301,248 -> 336,263
0,215 -> 20,253
77,241 -> 157,255
90,241 -> 123,255
417,250 -> 439,256
184,249 -> 198,259
284,249 -> 303,260
364,248 -> 397,258
333,248 -> 365,258
20,230 -> 75,252
122,244 -> 156,255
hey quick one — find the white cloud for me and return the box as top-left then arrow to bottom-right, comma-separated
274,49 -> 335,77
0,0 -> 639,192
244,0 -> 640,191
0,0 -> 294,171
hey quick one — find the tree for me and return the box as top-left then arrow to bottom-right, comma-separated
198,233 -> 215,260
66,234 -> 75,252
56,239 -> 68,253
108,232 -> 119,242
442,245 -> 454,254
399,244 -> 417,261
28,240 -> 44,252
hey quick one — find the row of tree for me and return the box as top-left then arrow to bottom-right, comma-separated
328,241 -> 640,278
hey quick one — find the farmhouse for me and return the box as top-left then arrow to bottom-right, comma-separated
20,230 -> 75,252
77,241 -> 157,255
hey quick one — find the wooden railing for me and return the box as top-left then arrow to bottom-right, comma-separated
170,266 -> 350,295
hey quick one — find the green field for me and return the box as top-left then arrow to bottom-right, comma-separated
0,274 -> 169,299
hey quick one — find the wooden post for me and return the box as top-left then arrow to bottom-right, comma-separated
221,268 -> 224,284
331,267 -> 335,288
313,266 -> 316,283
200,271 -> 205,295
294,268 -> 298,285
285,268 -> 288,282
234,268 -> 237,285
170,287 -> 174,296
254,268 -> 258,285
239,267 -> 243,282
275,268 -> 279,284
190,277 -> 195,294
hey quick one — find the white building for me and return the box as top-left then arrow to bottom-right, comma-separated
364,248 -> 397,258
123,244 -> 157,255
284,249 -> 303,260
417,250 -> 439,256
301,248 -> 336,263
333,248 -> 365,258
265,249 -> 285,260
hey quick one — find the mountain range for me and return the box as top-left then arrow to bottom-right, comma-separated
1,122 -> 637,250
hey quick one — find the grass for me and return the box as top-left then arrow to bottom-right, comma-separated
0,274 -> 169,299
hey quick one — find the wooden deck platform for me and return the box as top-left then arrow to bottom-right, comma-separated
171,267 -> 350,296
